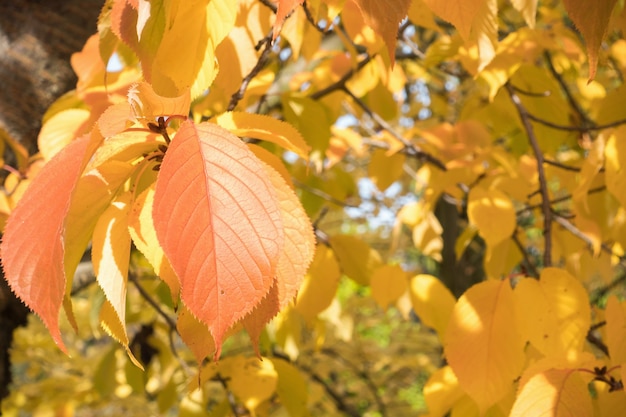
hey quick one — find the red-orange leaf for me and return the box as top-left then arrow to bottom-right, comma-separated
153,121 -> 283,353
0,136 -> 92,352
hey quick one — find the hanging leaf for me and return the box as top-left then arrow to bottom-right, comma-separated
329,234 -> 382,285
153,121 -> 283,353
605,296 -> 626,366
177,303 -> 216,364
351,0 -> 412,65
0,136 -> 94,352
562,0 -> 618,80
423,366 -> 464,417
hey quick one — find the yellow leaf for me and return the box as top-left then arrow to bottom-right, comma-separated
593,379 -> 626,417
605,126 -> 626,208
99,300 -> 143,369
423,0 -> 483,41
128,184 -> 180,300
177,303 -> 216,364
606,296 -> 626,366
370,264 -> 408,310
282,94 -> 332,168
294,245 -> 340,323
271,358 -> 308,417
219,356 -> 278,412
562,0 -> 618,80
423,366 -> 464,417
128,82 -> 190,120
409,274 -> 455,339
329,235 -> 382,285
151,0 -> 237,98
212,111 -> 310,159
408,0 -> 440,31
368,148 -> 405,191
38,109 -> 91,161
573,133 -> 604,216
510,0 -> 537,28
510,368 -> 593,417
248,144 -> 295,189
444,280 -> 526,413
93,192 -> 132,343
514,268 -> 591,360
467,186 -> 516,248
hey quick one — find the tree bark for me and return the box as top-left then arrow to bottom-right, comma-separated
0,0 -> 102,400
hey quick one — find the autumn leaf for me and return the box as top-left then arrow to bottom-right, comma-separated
562,0 -> 618,80
510,368 -> 594,417
152,121 -> 284,353
351,0 -> 411,65
273,0 -> 304,40
444,279 -> 526,413
409,274 -> 455,339
467,186 -> 516,249
0,136 -> 94,352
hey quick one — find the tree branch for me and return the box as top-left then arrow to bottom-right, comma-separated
342,86 -> 447,171
227,33 -> 274,112
506,83 -> 553,267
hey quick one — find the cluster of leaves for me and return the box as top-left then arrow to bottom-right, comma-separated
3,0 -> 626,416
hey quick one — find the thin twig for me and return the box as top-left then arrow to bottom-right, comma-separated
215,374 -> 244,417
511,232 -> 539,278
310,55 -> 375,100
506,83 -> 553,267
293,178 -> 360,207
544,51 -> 594,127
342,87 -> 447,171
517,186 -> 606,215
526,113 -> 626,132
227,33 -> 274,111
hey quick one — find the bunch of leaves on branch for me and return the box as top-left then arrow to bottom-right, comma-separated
2,0 -> 626,416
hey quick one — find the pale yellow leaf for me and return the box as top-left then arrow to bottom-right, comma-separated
510,368 -> 593,417
329,235 -> 382,285
38,109 -> 91,161
212,111 -> 310,159
151,0 -> 237,98
444,280 -> 526,413
128,184 -> 180,300
370,264 -> 408,310
412,211 -> 444,262
99,300 -> 143,369
467,186 -> 516,248
409,274 -> 456,339
294,245 -> 340,323
93,192 -> 132,345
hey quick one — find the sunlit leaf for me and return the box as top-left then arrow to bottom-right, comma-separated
212,111 -> 310,159
444,279 -> 526,413
562,0 -> 618,79
273,0 -> 305,40
467,186 -> 516,248
271,357 -> 308,417
606,296 -> 626,366
1,136 -> 94,352
153,121 -> 283,353
423,366 -> 464,417
294,245 -> 341,323
510,368 -> 593,417
409,274 -> 455,339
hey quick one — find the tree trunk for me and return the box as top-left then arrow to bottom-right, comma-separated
0,0 -> 102,400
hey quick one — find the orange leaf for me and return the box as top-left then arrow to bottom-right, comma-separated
273,0 -> 304,40
242,280 -> 280,355
0,136 -> 93,352
177,303 -> 216,364
351,0 -> 411,65
153,121 -> 283,353
562,0 -> 618,80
